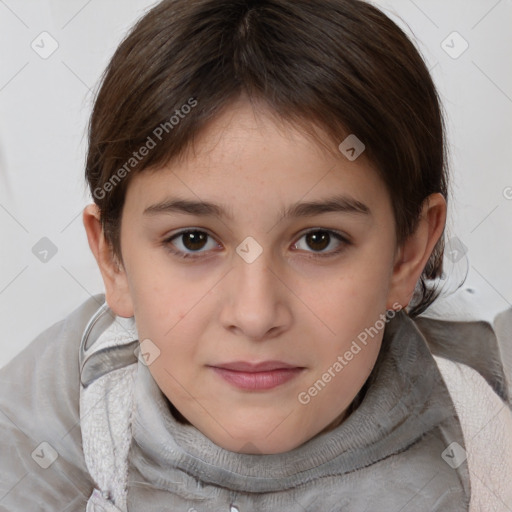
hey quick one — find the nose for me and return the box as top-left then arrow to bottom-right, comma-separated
219,250 -> 292,341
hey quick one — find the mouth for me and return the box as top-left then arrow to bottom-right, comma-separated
208,361 -> 305,391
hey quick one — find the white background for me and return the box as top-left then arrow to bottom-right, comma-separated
0,0 -> 511,368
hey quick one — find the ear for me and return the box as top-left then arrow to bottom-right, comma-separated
386,193 -> 447,310
83,204 -> 134,318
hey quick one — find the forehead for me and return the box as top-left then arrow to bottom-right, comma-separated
124,100 -> 391,219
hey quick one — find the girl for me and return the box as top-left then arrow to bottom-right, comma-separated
1,1 -> 511,510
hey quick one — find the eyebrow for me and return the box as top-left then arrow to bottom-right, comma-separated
143,194 -> 371,219
282,195 -> 371,218
143,199 -> 228,218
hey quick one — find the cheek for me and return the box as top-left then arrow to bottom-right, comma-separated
291,260 -> 391,345
126,251 -> 208,333
126,258 -> 215,368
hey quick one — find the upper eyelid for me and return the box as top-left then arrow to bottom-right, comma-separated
165,228 -> 219,243
295,227 -> 349,240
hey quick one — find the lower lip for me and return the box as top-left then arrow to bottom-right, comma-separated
211,367 -> 303,390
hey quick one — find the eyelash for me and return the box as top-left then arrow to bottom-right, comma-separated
162,228 -> 351,261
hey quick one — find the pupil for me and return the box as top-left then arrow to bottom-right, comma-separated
306,231 -> 330,251
183,231 -> 207,251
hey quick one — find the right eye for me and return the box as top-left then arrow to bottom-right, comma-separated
163,229 -> 221,259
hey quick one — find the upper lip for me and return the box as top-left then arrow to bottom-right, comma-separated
210,361 -> 302,372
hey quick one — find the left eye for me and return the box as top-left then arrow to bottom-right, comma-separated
292,230 -> 347,254
167,230 -> 219,254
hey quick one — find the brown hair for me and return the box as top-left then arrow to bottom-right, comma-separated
85,0 -> 448,317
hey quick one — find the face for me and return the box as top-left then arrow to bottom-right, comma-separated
114,100 -> 405,454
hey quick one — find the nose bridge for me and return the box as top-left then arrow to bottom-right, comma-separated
236,250 -> 274,297
238,241 -> 279,302
234,234 -> 275,292
221,241 -> 290,339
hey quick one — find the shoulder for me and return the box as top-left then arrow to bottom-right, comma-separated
434,356 -> 512,511
0,295 -> 103,510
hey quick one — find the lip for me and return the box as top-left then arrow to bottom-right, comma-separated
213,360 -> 300,372
209,361 -> 304,391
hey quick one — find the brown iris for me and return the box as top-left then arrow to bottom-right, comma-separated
181,231 -> 208,251
305,231 -> 331,251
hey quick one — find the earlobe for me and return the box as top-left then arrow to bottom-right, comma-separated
386,193 -> 447,310
82,204 -> 134,318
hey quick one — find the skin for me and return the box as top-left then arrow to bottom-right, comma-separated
84,98 -> 446,454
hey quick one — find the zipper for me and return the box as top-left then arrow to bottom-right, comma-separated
229,490 -> 240,511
